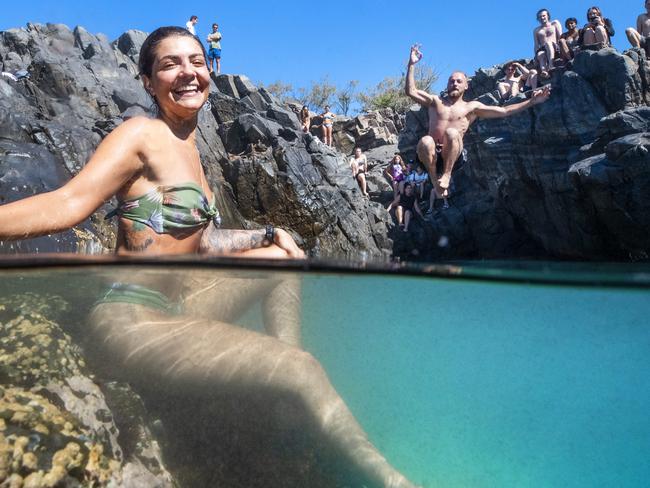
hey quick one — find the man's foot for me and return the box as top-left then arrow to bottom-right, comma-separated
434,179 -> 450,199
442,200 -> 450,209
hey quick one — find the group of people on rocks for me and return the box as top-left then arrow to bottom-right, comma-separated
499,3 -> 650,101
384,155 -> 449,232
391,2 -> 650,235
299,104 -> 338,146
347,148 -> 450,233
529,6 -> 614,82
185,15 -> 222,74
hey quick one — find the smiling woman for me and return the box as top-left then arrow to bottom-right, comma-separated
0,26 -> 302,258
0,25 -> 421,488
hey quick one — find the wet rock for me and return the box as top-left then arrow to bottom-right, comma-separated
0,294 -> 174,486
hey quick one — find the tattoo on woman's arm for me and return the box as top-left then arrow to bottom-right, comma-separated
202,229 -> 266,253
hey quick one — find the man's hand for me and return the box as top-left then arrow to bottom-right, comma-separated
274,228 -> 305,259
409,44 -> 423,65
531,85 -> 551,105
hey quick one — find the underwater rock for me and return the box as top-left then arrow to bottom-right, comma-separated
0,386 -> 120,487
0,294 -> 174,486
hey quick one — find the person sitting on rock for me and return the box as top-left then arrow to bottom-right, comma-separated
387,183 -> 423,232
185,15 -> 198,35
299,105 -> 311,133
533,8 -> 563,78
0,26 -> 421,488
206,23 -> 222,74
626,0 -> 650,53
559,18 -> 580,62
496,61 -> 538,101
384,153 -> 407,199
349,146 -> 369,197
579,6 -> 615,49
405,162 -> 429,200
406,44 -> 551,199
319,105 -> 335,146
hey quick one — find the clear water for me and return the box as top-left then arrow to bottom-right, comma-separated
303,274 -> 650,487
1,260 -> 649,487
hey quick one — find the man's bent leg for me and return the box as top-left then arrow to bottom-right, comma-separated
438,128 -> 463,195
626,28 -> 642,47
416,135 -> 438,183
544,41 -> 556,69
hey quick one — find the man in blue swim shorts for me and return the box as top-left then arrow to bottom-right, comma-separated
207,23 -> 222,74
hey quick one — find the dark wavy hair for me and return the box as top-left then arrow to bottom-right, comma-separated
587,6 -> 602,20
138,26 -> 207,78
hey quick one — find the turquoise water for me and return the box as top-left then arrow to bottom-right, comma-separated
1,262 -> 649,487
302,275 -> 650,488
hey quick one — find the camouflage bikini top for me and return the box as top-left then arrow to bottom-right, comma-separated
106,182 -> 221,234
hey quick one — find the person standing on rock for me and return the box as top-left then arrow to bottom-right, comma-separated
185,15 -> 198,35
349,146 -> 369,197
206,23 -> 222,74
626,0 -> 650,52
299,105 -> 311,132
319,105 -> 335,146
405,44 -> 551,198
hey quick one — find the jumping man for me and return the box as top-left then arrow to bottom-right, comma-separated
405,45 -> 551,197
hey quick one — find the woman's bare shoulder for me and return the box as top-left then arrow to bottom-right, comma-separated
103,116 -> 168,151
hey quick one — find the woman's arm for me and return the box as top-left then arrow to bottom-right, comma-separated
605,18 -> 615,38
200,225 -> 304,258
0,117 -> 146,240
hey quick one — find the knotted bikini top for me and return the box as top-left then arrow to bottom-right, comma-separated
106,182 -> 221,234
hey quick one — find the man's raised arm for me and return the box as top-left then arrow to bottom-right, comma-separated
405,45 -> 435,106
473,86 -> 551,119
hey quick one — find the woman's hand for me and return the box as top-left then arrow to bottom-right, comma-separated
274,228 -> 305,258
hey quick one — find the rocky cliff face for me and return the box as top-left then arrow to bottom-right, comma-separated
0,23 -> 395,259
399,47 -> 650,260
1,24 -> 649,261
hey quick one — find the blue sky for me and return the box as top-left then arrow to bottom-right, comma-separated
0,1 -> 640,94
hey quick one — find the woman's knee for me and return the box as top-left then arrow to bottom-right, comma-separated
283,349 -> 327,390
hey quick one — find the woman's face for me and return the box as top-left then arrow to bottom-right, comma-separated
144,35 -> 210,117
394,155 -> 402,164
354,148 -> 362,157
